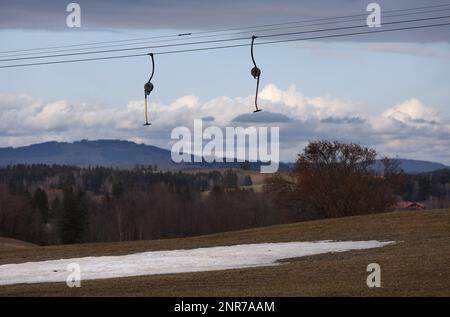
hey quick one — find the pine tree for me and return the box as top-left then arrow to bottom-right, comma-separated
243,175 -> 253,186
33,188 -> 49,223
112,181 -> 124,199
60,187 -> 87,244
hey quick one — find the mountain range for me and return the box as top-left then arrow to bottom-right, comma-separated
0,140 -> 448,173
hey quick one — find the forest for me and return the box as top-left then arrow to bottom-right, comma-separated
1,141 -> 449,246
0,164 -> 284,245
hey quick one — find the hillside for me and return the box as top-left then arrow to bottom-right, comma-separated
372,158 -> 449,174
0,140 -> 290,171
0,140 -> 174,169
0,238 -> 37,250
0,140 -> 447,173
0,209 -> 448,296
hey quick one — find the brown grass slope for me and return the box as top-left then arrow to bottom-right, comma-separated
0,209 -> 449,296
0,238 -> 37,250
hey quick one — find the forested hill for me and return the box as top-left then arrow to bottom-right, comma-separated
0,140 -> 173,169
0,140 -> 288,171
0,140 -> 448,173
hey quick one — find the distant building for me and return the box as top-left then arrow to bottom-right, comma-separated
395,201 -> 426,211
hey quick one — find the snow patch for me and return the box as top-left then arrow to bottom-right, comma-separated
0,240 -> 394,286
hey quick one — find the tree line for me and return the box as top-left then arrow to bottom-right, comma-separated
0,165 -> 292,245
1,141 -> 446,246
402,168 -> 450,208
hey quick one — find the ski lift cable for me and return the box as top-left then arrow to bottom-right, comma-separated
1,2 -> 450,55
2,7 -> 449,59
154,21 -> 450,55
1,14 -> 449,63
0,21 -> 449,69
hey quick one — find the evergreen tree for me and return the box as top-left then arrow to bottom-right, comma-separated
224,170 -> 238,189
112,181 -> 124,199
60,187 -> 87,244
33,188 -> 49,223
243,175 -> 253,186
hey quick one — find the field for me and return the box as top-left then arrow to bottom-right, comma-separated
0,209 -> 449,296
0,238 -> 37,250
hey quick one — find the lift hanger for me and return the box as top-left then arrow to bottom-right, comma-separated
142,38 -> 262,126
143,53 -> 155,126
250,35 -> 262,113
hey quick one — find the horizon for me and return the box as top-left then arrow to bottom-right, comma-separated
1,0 -> 450,164
1,138 -> 449,167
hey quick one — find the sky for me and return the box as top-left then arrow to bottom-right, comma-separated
1,0 -> 450,164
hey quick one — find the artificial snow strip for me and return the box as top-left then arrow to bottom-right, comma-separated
0,240 -> 394,286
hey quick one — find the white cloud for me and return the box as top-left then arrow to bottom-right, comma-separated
26,100 -> 74,130
0,86 -> 449,164
382,98 -> 439,125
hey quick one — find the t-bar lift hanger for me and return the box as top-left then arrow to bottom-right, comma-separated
250,35 -> 262,113
143,53 -> 155,126
142,36 -> 264,126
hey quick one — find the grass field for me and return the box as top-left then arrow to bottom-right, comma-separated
0,238 -> 37,250
0,209 -> 449,296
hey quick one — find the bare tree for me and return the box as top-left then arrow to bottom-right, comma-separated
266,141 -> 403,219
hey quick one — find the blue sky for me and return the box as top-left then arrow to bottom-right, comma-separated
2,29 -> 450,112
1,0 -> 450,163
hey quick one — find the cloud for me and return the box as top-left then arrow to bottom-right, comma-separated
258,84 -> 366,121
382,98 -> 440,125
232,111 -> 292,123
201,116 -> 215,122
26,100 -> 74,130
321,116 -> 366,124
1,85 -> 449,164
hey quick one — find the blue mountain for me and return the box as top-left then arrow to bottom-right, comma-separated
0,140 -> 447,173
